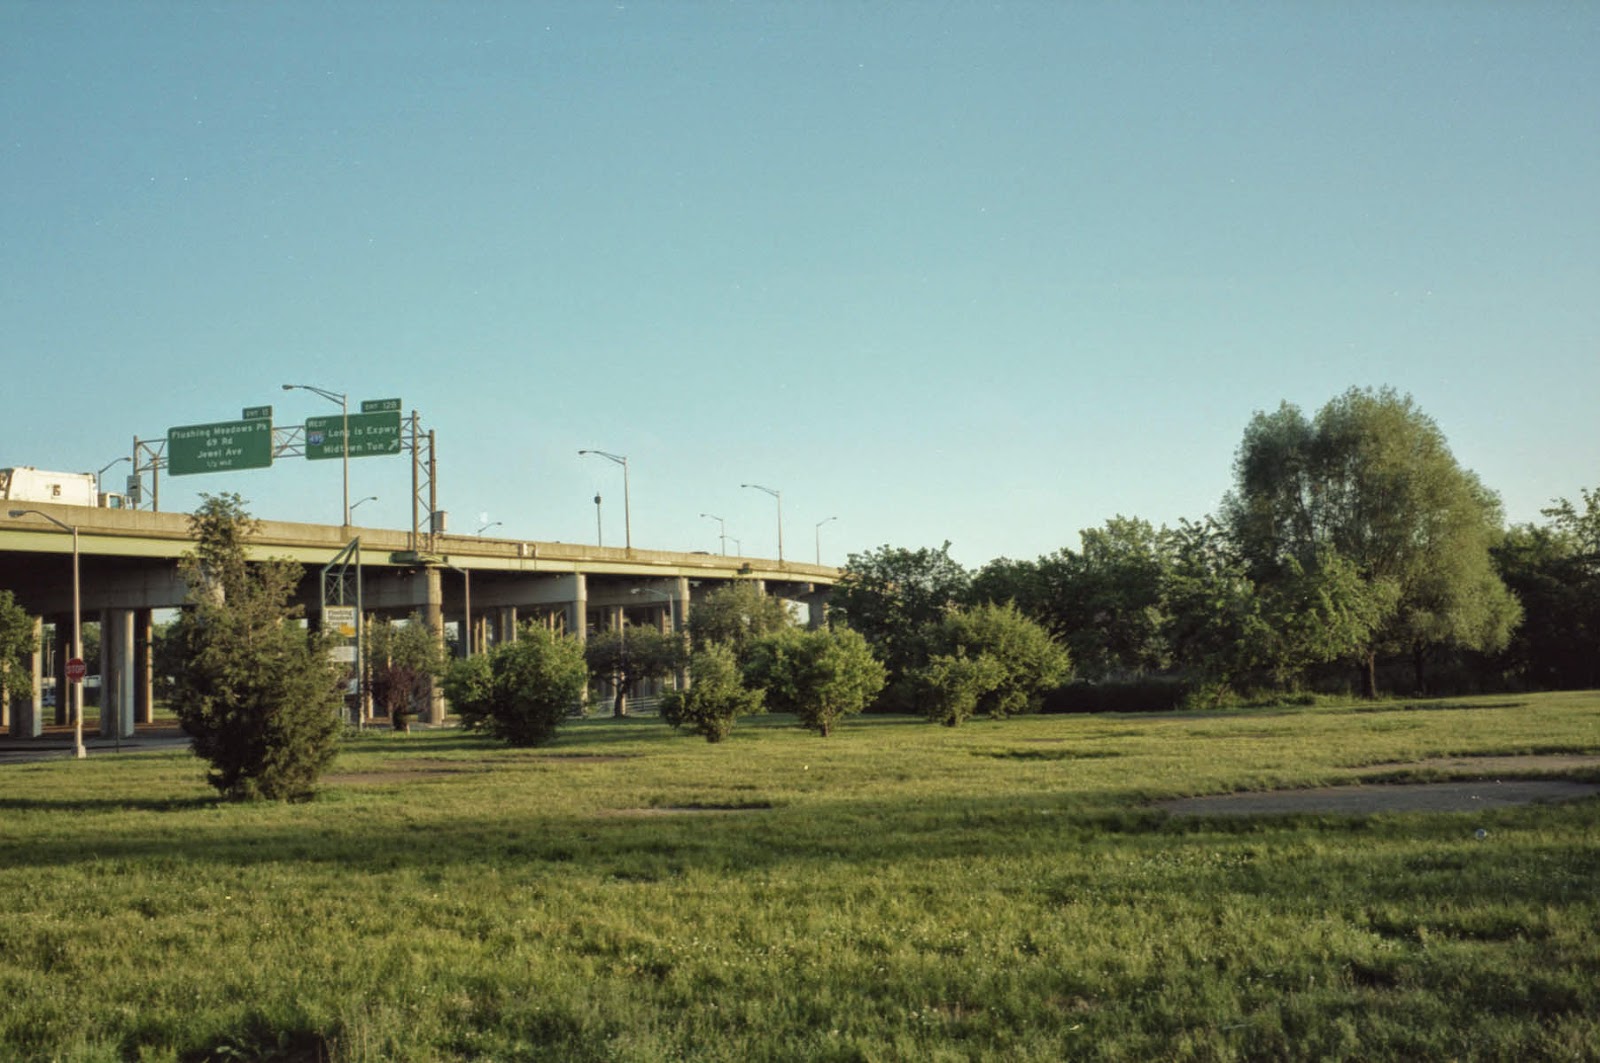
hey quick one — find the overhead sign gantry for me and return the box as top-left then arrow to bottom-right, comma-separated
128,397 -> 441,553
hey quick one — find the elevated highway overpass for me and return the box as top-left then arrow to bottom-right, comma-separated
1,502 -> 838,736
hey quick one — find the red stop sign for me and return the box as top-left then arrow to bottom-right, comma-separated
65,658 -> 87,683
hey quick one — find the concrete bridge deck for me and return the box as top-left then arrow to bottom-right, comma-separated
2,502 -> 838,737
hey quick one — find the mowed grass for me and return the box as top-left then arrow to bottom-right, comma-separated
2,693 -> 1598,1062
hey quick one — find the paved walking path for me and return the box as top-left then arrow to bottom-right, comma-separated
0,724 -> 188,765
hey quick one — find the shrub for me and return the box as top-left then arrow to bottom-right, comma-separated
746,627 -> 886,737
445,626 -> 587,746
917,602 -> 1071,725
660,643 -> 764,742
920,650 -> 1008,727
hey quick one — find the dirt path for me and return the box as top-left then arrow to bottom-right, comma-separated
1160,754 -> 1600,816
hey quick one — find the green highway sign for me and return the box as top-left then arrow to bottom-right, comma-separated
360,397 -> 402,414
242,405 -> 273,420
167,419 -> 274,476
305,411 -> 403,459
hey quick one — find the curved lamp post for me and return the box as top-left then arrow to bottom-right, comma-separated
476,520 -> 502,537
96,456 -> 130,496
282,383 -> 350,525
351,495 -> 378,515
8,509 -> 85,758
700,512 -> 727,555
579,450 -> 630,551
741,483 -> 783,563
814,516 -> 837,565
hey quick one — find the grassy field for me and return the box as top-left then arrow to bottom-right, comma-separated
2,692 -> 1598,1062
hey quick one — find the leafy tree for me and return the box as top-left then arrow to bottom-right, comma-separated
0,590 -> 38,712
1164,520 -> 1399,697
918,602 -> 1071,725
687,582 -> 794,659
1222,388 -> 1519,696
745,626 -> 886,737
440,653 -> 492,723
1493,488 -> 1600,689
170,494 -> 344,800
445,625 -> 587,746
1161,518 -> 1264,696
973,518 -> 1173,680
366,614 -> 447,731
584,626 -> 686,717
659,642 -> 764,742
831,542 -> 970,703
150,617 -> 181,703
968,556 -> 1045,615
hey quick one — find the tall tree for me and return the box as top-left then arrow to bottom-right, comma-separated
1222,388 -> 1519,696
170,494 -> 344,800
0,590 -> 38,713
1493,488 -> 1600,689
831,542 -> 970,697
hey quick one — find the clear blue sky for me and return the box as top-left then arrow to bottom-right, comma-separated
4,3 -> 1596,568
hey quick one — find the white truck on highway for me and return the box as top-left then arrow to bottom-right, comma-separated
0,466 -> 125,508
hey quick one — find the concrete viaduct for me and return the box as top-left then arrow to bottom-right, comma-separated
0,502 -> 837,736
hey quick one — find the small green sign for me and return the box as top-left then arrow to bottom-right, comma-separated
242,405 -> 273,421
360,397 -> 402,414
167,420 -> 274,476
305,412 -> 403,460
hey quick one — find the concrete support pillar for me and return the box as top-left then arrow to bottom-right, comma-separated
473,613 -> 491,655
53,623 -> 70,726
134,608 -> 154,725
100,609 -> 136,739
423,566 -> 446,725
8,616 -> 44,737
673,577 -> 691,633
496,606 -> 518,645
804,587 -> 832,630
564,573 -> 588,644
673,577 -> 691,692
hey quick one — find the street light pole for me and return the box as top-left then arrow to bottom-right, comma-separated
476,520 -> 502,536
8,509 -> 85,758
815,516 -> 837,565
282,383 -> 350,526
579,450 -> 630,552
700,512 -> 727,555
96,456 -> 130,497
741,483 -> 783,563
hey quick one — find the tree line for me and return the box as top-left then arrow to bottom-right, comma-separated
834,387 -> 1598,708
